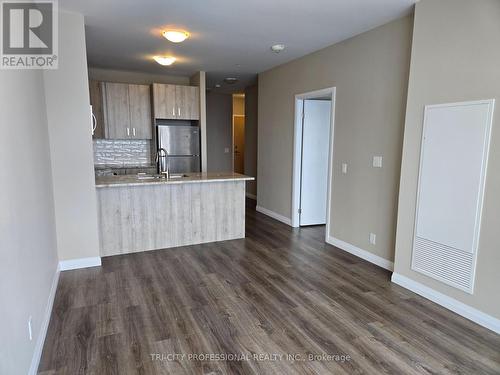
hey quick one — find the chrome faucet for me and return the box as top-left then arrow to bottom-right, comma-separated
156,147 -> 169,178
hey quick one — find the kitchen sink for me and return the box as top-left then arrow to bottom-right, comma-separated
136,174 -> 163,180
136,173 -> 189,180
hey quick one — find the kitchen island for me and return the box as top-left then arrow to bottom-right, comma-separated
95,172 -> 254,256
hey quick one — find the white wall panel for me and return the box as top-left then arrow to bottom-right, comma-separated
413,100 -> 494,293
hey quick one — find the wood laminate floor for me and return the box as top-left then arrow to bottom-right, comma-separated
39,200 -> 500,374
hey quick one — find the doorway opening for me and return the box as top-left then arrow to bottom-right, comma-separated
291,88 -> 336,240
232,93 -> 245,174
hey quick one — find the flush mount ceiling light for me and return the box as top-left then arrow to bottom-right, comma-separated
163,30 -> 190,43
270,44 -> 286,53
223,77 -> 238,84
153,56 -> 176,66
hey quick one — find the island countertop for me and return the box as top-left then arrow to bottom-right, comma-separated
95,172 -> 254,188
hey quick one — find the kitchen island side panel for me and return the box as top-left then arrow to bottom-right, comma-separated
97,180 -> 245,256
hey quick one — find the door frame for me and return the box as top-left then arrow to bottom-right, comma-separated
291,87 -> 336,241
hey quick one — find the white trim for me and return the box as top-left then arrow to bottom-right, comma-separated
291,87 -> 336,242
324,92 -> 336,242
29,264 -> 60,375
246,192 -> 257,200
256,205 -> 292,226
391,273 -> 500,334
291,98 -> 304,228
412,99 -> 495,294
59,256 -> 102,271
327,236 -> 394,271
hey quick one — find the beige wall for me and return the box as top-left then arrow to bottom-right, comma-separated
0,72 -> 59,374
88,67 -> 190,85
245,84 -> 258,196
258,16 -> 412,262
395,0 -> 500,319
232,95 -> 245,116
206,92 -> 233,172
44,11 -> 100,261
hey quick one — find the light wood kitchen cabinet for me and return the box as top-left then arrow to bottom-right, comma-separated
89,80 -> 105,139
176,85 -> 200,120
152,83 -> 200,120
102,82 -> 130,139
128,84 -> 152,139
152,83 -> 176,119
101,82 -> 152,139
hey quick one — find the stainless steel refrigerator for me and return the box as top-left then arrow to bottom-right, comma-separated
157,125 -> 201,173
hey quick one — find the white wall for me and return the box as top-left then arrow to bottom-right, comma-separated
0,11 -> 103,373
43,11 -> 100,261
395,0 -> 500,320
257,16 -> 412,262
0,71 -> 59,374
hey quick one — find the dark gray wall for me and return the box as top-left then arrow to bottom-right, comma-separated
206,92 -> 233,172
245,84 -> 258,197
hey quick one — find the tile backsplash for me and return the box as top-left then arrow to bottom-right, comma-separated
93,139 -> 152,167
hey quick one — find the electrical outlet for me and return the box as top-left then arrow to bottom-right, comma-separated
369,233 -> 376,245
341,163 -> 348,174
28,316 -> 33,341
372,156 -> 383,168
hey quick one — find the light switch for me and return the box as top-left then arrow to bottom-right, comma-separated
370,233 -> 377,245
341,163 -> 348,174
373,156 -> 383,168
224,147 -> 230,153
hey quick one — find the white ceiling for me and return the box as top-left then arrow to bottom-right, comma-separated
60,0 -> 417,92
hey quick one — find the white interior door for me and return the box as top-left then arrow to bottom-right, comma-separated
300,99 -> 331,226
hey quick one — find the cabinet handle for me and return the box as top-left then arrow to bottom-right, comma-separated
172,108 -> 175,117
127,127 -> 130,136
133,127 -> 136,137
178,107 -> 181,116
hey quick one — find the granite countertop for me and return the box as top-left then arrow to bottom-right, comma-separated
94,164 -> 156,170
95,172 -> 254,188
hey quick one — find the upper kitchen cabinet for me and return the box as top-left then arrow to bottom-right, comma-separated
128,84 -> 152,139
89,80 -> 105,139
152,83 -> 200,120
102,82 -> 130,139
176,85 -> 200,120
101,82 -> 152,139
152,83 -> 176,119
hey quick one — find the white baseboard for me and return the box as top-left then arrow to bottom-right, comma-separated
246,193 -> 257,200
392,273 -> 500,334
59,256 -> 102,271
28,264 -> 60,375
255,205 -> 292,226
327,236 -> 394,271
